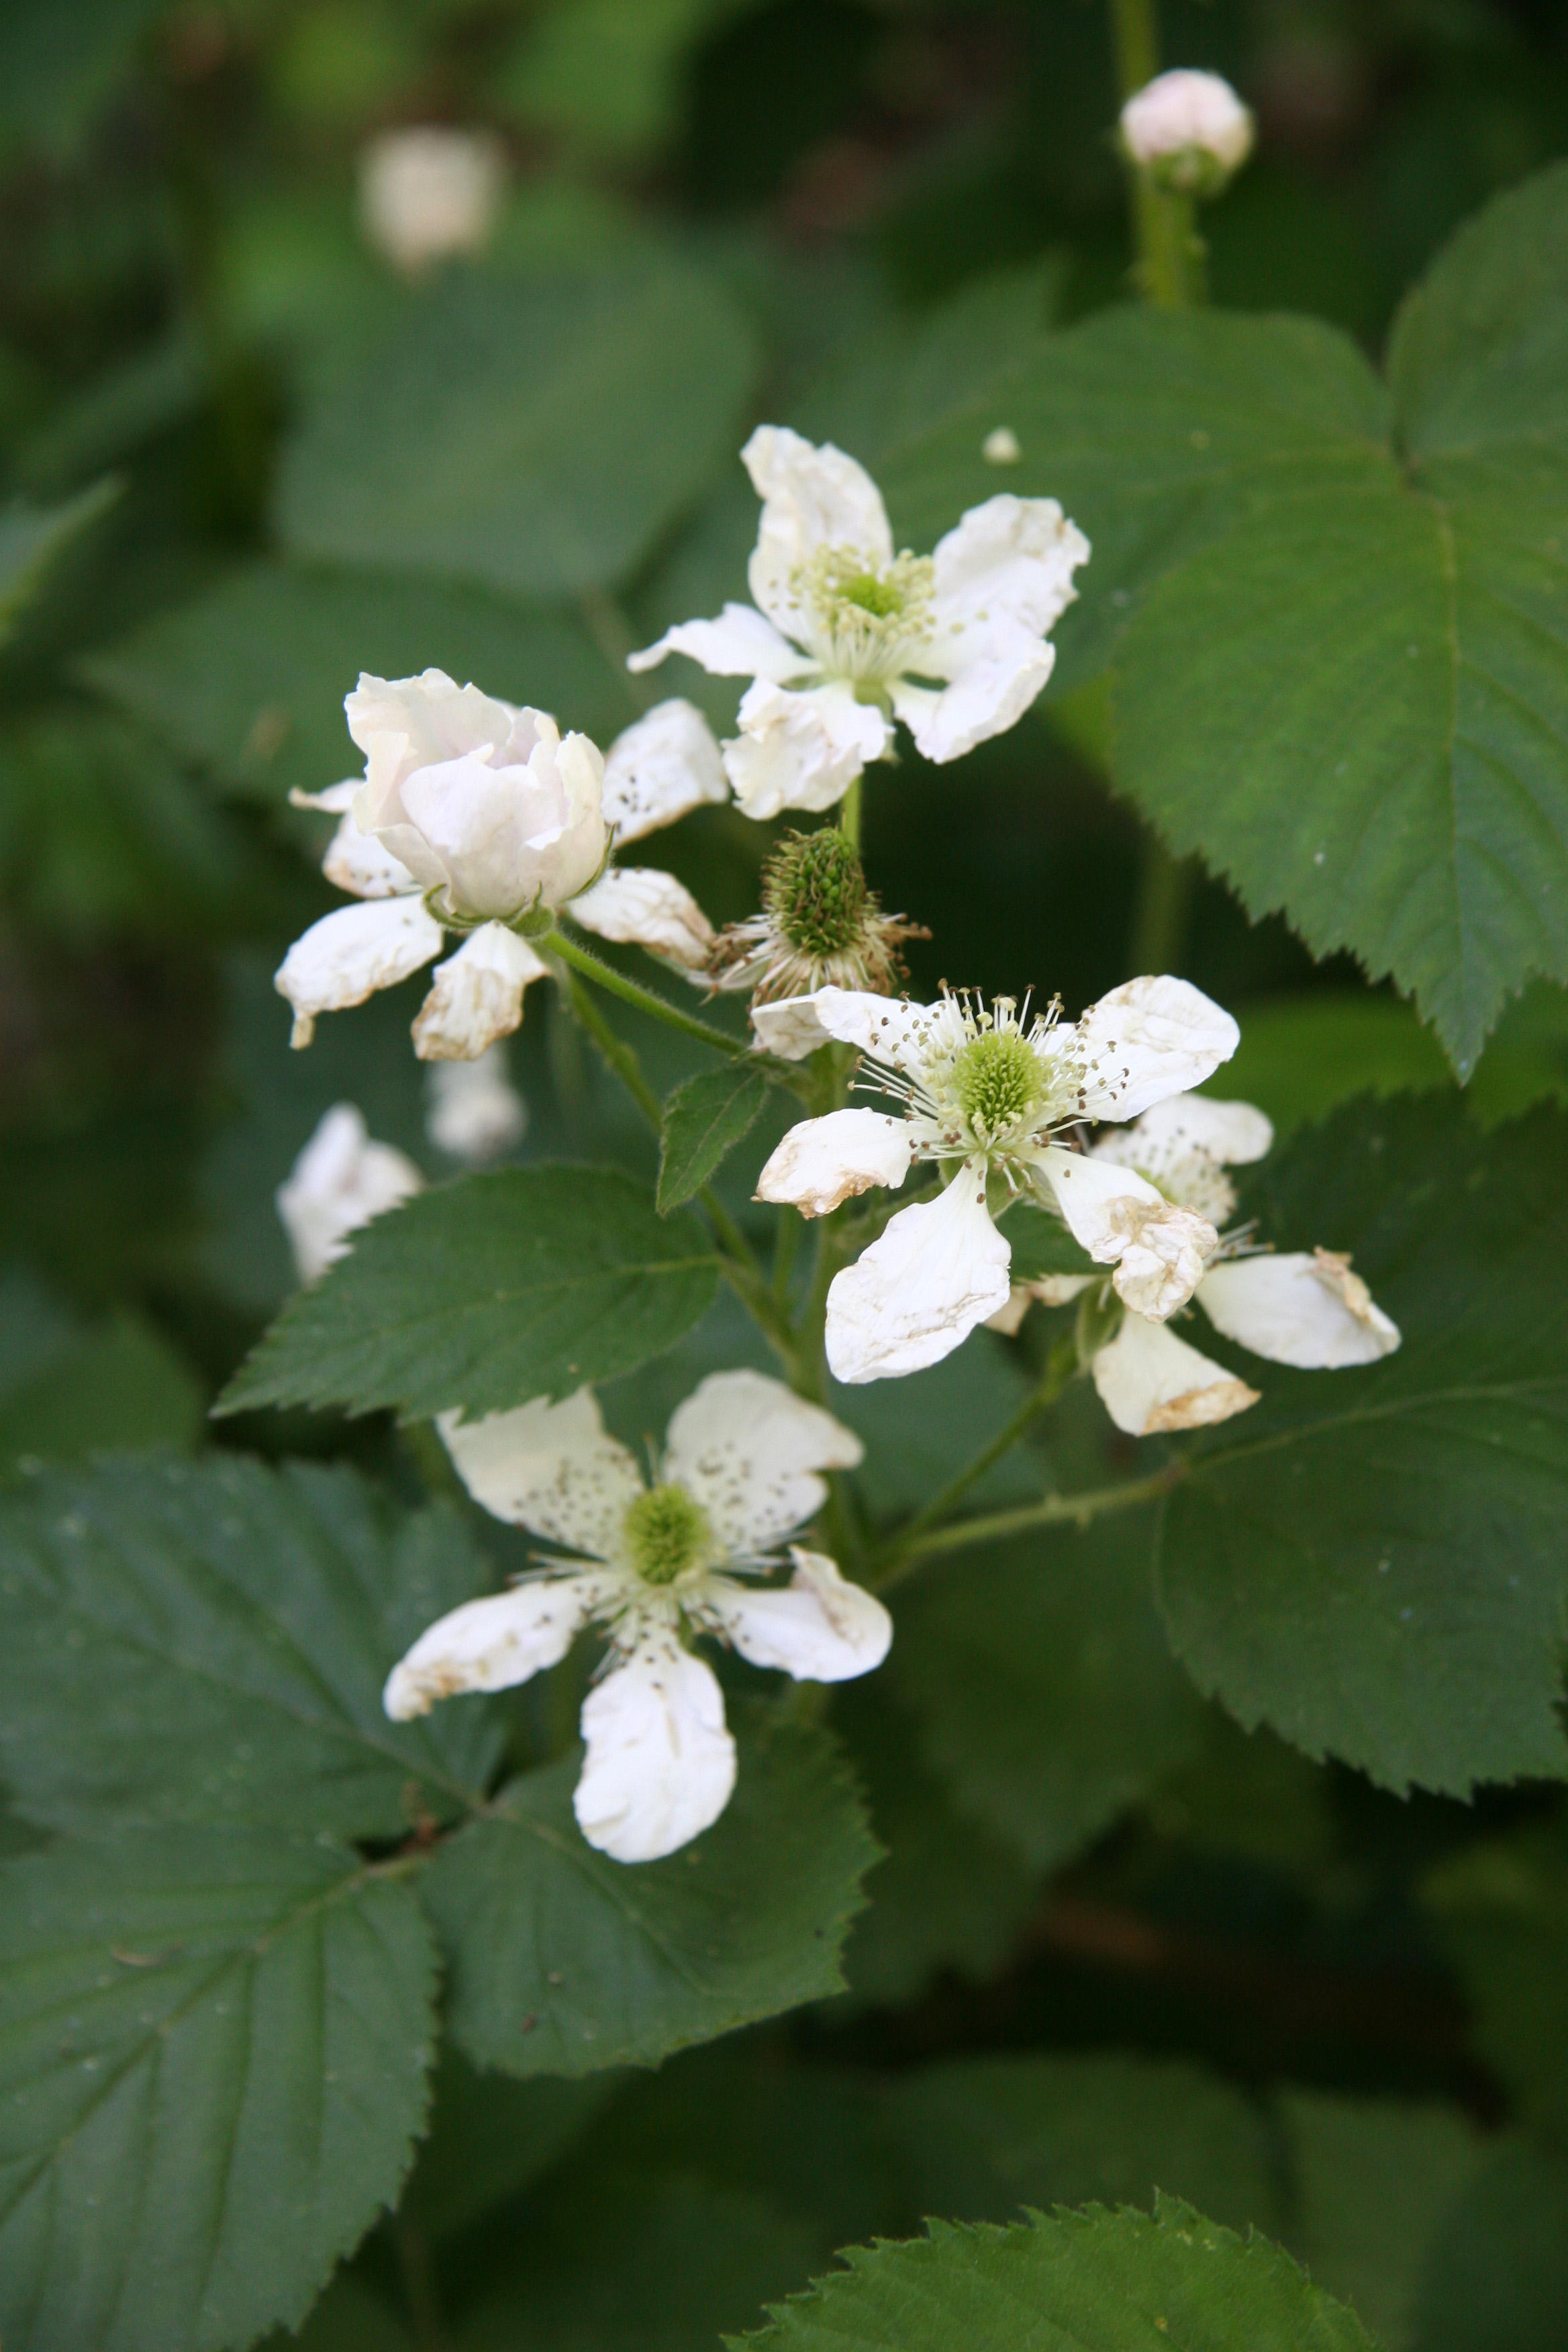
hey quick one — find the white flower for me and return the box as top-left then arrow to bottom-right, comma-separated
275,1104 -> 422,1286
752,975 -> 1239,1383
425,1042 -> 527,1163
358,126 -> 506,275
384,1373 -> 888,1863
277,681 -> 725,1057
628,426 -> 1089,818
995,1094 -> 1402,1436
1120,70 -> 1255,193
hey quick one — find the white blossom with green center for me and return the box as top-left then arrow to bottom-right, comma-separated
383,1372 -> 889,1864
751,975 -> 1243,1383
629,424 -> 1090,820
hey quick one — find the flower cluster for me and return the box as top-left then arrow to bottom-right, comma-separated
385,1374 -> 889,1861
991,1091 -> 1400,1433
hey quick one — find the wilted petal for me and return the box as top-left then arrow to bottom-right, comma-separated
1108,1202 -> 1218,1321
627,603 -> 806,682
383,1573 -> 606,1718
1044,975 -> 1240,1122
568,867 -> 714,971
754,1108 -> 913,1218
412,922 -> 548,1061
574,1636 -> 736,1863
1197,1250 -> 1402,1369
1034,1143 -> 1165,1255
600,698 -> 730,843
703,1549 -> 891,1680
724,679 -> 891,820
889,625 -> 1055,764
275,1103 -> 423,1285
322,812 -> 418,899
663,1369 -> 863,1554
826,1162 -> 1012,1383
1092,1312 -> 1260,1437
743,425 -> 893,636
275,896 -> 445,1048
439,1388 -> 644,1557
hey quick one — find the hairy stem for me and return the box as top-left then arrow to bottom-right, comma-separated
552,928 -> 748,1059
878,1459 -> 1183,1583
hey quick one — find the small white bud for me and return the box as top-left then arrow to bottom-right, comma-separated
358,127 -> 506,275
982,426 -> 1022,466
1120,69 -> 1254,195
426,1044 -> 527,1163
276,1105 -> 422,1285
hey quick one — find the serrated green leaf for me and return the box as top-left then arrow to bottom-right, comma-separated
889,1512 -> 1202,1873
0,1827 -> 437,2352
423,1705 -> 878,2075
731,2196 -> 1377,2351
0,1452 -> 501,1838
79,560 -> 633,810
219,1166 -> 720,1422
1154,1095 -> 1568,1796
657,1060 -> 771,1212
275,262 -> 758,598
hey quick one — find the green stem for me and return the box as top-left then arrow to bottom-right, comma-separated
880,1460 -> 1184,1585
838,774 -> 863,855
871,1335 -> 1078,1586
393,2212 -> 450,2351
552,928 -> 748,1059
562,967 -> 662,1128
1127,836 -> 1195,975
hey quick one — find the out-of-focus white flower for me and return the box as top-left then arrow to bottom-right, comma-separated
275,1104 -> 423,1285
1120,69 -> 1255,194
982,427 -> 1022,465
629,426 -> 1089,818
426,1042 -> 527,1163
993,1093 -> 1402,1434
277,680 -> 727,1059
358,126 -> 506,275
752,975 -> 1238,1383
383,1373 -> 888,1863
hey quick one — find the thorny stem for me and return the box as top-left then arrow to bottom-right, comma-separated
552,928 -> 750,1059
877,1459 -> 1185,1586
1111,0 -> 1199,972
870,1334 -> 1079,1586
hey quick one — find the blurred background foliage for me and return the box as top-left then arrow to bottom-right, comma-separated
2,1 -> 1567,2345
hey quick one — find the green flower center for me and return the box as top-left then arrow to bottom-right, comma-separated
622,1483 -> 713,1587
763,828 -> 869,957
838,571 -> 905,618
952,1030 -> 1046,1136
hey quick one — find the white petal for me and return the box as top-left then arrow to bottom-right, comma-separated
889,625 -> 1055,765
383,1573 -> 605,1718
1044,975 -> 1240,1122
599,698 -> 730,843
663,1369 -> 863,1554
322,812 -> 418,899
275,897 -> 446,1048
724,679 -> 890,820
573,1636 -> 736,1863
929,493 -> 1090,649
984,1283 -> 1036,1336
412,922 -> 548,1061
397,737 -> 607,921
1127,1093 -> 1274,1168
826,1162 -> 1012,1384
986,1271 -> 1097,1331
1197,1250 -> 1402,1369
346,667 -> 528,777
1092,1312 -> 1260,1437
438,1389 -> 644,1557
1034,1143 -> 1165,1253
275,1104 -> 424,1285
742,424 -> 893,636
703,1549 -> 890,1681
289,779 -> 361,814
424,1044 -> 528,1163
750,985 -> 931,1065
1108,1203 -> 1218,1321
567,867 -> 714,971
626,604 -> 806,682
754,1108 -> 913,1218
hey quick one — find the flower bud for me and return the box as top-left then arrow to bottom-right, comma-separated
358,128 -> 505,275
1120,69 -> 1254,195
